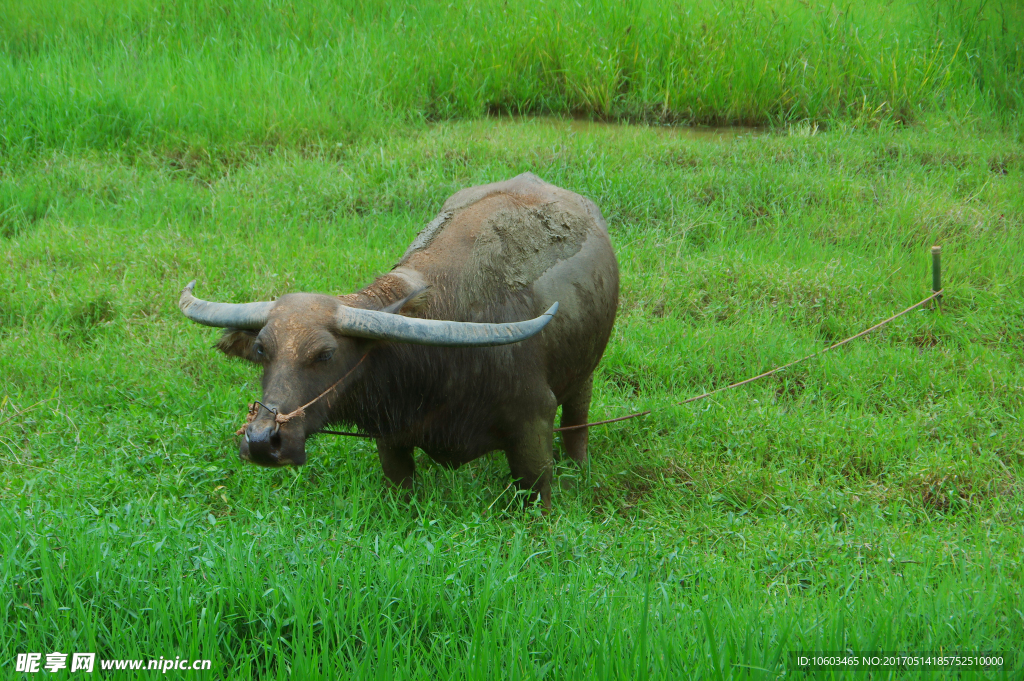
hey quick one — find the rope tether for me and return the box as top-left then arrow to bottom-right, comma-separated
237,289 -> 943,438
557,287 -> 945,432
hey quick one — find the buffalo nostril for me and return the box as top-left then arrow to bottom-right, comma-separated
246,421 -> 274,444
244,420 -> 281,460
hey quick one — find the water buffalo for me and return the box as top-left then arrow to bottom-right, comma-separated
179,173 -> 619,507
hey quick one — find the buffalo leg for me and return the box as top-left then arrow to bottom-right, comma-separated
506,413 -> 555,511
377,441 -> 415,490
559,373 -> 593,465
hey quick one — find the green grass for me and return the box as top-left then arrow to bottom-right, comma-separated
3,1 -> 1024,678
2,117 -> 1022,679
2,0 -> 1022,163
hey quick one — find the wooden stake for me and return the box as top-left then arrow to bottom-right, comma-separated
931,245 -> 942,311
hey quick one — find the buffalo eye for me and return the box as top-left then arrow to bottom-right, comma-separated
253,342 -> 266,359
316,349 -> 334,363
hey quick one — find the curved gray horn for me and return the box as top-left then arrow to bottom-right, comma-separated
335,302 -> 559,347
178,280 -> 275,329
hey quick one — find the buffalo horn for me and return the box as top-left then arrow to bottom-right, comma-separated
178,281 -> 275,329
334,302 -> 559,347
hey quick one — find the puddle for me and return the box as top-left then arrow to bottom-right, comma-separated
490,115 -> 761,142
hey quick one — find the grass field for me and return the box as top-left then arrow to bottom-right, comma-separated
2,0 -> 1022,160
3,1 -> 1024,679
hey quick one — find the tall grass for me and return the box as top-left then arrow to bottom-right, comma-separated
2,0 -> 1022,160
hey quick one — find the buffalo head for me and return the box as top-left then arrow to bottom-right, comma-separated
178,281 -> 557,467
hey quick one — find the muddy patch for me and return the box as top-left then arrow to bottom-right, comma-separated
491,115 -> 761,142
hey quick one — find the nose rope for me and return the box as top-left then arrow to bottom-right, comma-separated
236,352 -> 370,436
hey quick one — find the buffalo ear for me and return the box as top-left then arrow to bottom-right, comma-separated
216,329 -> 261,362
382,285 -> 431,316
